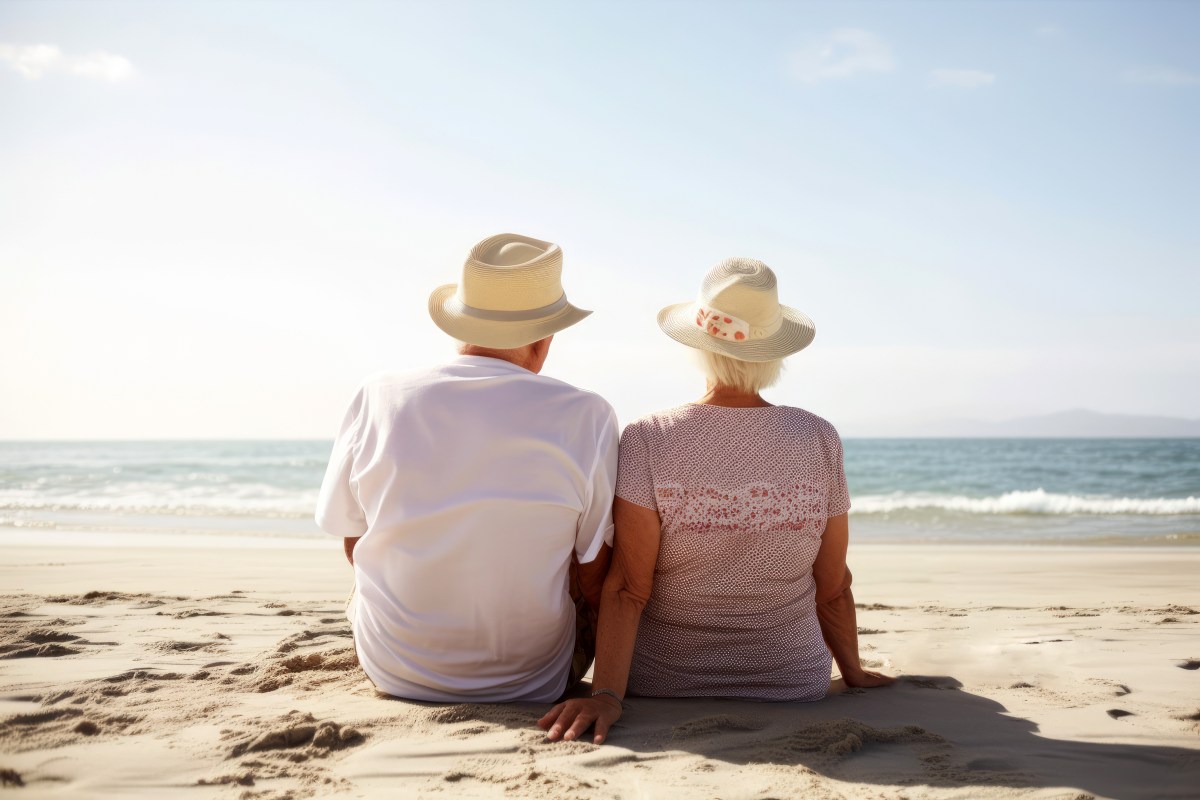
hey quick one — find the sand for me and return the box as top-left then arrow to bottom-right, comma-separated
1,539 -> 1197,799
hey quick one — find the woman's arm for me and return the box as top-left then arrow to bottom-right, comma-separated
538,498 -> 662,744
812,513 -> 894,688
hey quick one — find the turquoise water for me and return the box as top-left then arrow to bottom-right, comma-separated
842,439 -> 1200,544
1,439 -> 1198,545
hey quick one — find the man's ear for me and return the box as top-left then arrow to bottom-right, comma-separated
528,336 -> 553,373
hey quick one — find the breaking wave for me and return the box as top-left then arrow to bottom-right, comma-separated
0,493 -> 316,519
852,489 -> 1200,516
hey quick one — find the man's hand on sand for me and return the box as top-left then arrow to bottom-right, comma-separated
538,696 -> 622,745
844,669 -> 895,688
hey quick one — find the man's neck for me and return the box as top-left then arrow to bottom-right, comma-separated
459,346 -> 536,373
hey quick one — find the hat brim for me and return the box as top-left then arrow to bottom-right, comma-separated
428,284 -> 593,349
656,301 -> 816,362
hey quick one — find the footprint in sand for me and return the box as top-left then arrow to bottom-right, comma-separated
671,715 -> 767,739
1177,659 -> 1200,670
428,704 -> 536,728
0,643 -> 80,660
227,712 -> 363,758
1106,709 -> 1135,719
171,609 -> 225,619
23,629 -> 80,644
753,719 -> 945,761
150,640 -> 221,654
49,590 -> 161,605
0,768 -> 24,787
0,624 -> 87,660
0,706 -> 137,750
197,773 -> 255,787
73,720 -> 101,736
1086,678 -> 1132,698
2,707 -> 83,728
907,678 -> 959,691
104,669 -> 184,683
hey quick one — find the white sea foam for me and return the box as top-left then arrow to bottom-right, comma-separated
852,489 -> 1200,516
0,492 -> 317,519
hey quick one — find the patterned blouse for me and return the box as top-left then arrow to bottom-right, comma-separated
615,403 -> 850,701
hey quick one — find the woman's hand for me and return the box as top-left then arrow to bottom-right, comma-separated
538,695 -> 623,744
843,668 -> 896,688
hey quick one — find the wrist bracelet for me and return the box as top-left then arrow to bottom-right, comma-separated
590,688 -> 624,708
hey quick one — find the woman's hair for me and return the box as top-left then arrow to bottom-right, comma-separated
698,350 -> 784,394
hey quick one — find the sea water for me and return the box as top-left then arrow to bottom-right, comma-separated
843,438 -> 1200,544
1,439 -> 1197,546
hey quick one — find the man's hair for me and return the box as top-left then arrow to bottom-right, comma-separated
699,350 -> 784,394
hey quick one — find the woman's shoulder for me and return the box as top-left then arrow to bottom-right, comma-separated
774,405 -> 842,439
620,404 -> 696,439
622,404 -> 842,445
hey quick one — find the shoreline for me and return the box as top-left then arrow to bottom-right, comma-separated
3,527 -> 1199,551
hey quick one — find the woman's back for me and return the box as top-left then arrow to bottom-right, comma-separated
616,403 -> 850,700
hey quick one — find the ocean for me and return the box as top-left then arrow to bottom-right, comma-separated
1,439 -> 1198,547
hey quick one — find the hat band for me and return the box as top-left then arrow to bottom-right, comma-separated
695,305 -> 752,342
456,293 -> 569,322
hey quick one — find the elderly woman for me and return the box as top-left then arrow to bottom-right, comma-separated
539,258 -> 893,744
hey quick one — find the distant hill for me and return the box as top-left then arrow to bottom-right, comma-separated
913,409 -> 1200,438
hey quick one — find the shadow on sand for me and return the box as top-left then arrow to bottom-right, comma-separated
581,676 -> 1199,799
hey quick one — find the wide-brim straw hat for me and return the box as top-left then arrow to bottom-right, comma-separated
428,233 -> 592,349
657,258 -> 815,362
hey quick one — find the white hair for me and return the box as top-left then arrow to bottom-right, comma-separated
698,350 -> 784,394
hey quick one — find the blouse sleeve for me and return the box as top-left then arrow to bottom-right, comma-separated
615,422 -> 658,511
826,424 -> 852,518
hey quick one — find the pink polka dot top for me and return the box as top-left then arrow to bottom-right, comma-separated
615,403 -> 851,701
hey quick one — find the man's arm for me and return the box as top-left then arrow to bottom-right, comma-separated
343,536 -> 361,566
575,543 -> 611,610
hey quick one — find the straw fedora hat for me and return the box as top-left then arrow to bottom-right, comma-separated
428,233 -> 592,349
657,258 -> 815,362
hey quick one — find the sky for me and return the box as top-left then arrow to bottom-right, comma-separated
1,0 -> 1197,438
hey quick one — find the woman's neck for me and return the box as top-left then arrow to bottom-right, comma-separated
696,383 -> 773,408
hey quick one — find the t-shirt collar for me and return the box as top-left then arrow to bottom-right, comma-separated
452,354 -> 536,375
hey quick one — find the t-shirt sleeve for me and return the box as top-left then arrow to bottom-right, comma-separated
615,422 -> 657,512
826,424 -> 851,518
315,387 -> 369,538
575,408 -> 618,564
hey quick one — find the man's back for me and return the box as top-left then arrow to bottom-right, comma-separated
317,355 -> 617,702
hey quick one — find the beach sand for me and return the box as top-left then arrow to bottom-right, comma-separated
1,540 -> 1197,799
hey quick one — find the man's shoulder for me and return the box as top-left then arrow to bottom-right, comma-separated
532,373 -> 616,420
362,364 -> 616,424
356,363 -> 452,393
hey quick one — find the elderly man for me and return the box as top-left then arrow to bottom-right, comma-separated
315,233 -> 617,703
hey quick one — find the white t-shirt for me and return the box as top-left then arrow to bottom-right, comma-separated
315,355 -> 618,702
